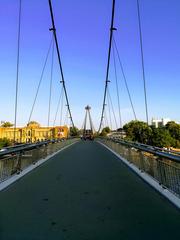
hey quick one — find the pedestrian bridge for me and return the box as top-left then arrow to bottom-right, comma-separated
0,140 -> 179,239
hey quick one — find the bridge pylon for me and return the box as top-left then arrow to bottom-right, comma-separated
82,105 -> 95,140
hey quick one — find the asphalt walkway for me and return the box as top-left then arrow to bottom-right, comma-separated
0,141 -> 179,239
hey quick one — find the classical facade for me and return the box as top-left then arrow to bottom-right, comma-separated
0,122 -> 69,143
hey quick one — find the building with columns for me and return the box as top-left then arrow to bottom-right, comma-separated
0,122 -> 69,143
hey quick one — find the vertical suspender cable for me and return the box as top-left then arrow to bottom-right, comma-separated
98,0 -> 116,133
136,0 -> 149,124
48,37 -> 54,127
112,42 -> 122,128
48,0 -> 74,128
14,0 -> 22,143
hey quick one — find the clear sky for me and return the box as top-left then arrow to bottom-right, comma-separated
0,0 -> 179,129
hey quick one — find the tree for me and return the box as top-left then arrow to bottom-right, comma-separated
150,127 -> 175,148
70,126 -> 79,136
100,126 -> 111,137
123,120 -> 152,144
0,122 -> 13,128
165,121 -> 180,141
27,121 -> 40,127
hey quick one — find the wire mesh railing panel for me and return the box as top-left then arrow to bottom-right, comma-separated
0,138 -> 79,184
0,155 -> 18,181
99,138 -> 180,197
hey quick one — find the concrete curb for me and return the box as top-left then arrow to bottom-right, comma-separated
98,141 -> 180,210
0,141 -> 78,192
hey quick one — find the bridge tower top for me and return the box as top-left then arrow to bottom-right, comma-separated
85,105 -> 91,111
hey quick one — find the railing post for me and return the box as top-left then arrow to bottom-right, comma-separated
32,147 -> 39,164
139,151 -> 145,172
43,144 -> 48,159
157,158 -> 167,187
16,153 -> 22,174
127,147 -> 132,163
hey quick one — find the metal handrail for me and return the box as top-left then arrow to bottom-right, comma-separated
0,138 -> 70,159
108,137 -> 180,163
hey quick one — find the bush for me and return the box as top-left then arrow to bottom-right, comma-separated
0,138 -> 11,148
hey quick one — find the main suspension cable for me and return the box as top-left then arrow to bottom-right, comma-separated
14,0 -> 22,143
136,0 -> 149,124
98,0 -> 116,133
48,0 -> 75,128
113,37 -> 137,120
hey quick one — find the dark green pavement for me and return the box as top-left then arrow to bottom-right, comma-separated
0,141 -> 179,240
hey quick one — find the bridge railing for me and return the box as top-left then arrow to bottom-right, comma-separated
99,138 -> 180,198
0,138 -> 79,183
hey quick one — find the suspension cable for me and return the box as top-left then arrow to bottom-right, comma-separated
113,37 -> 137,120
48,0 -> 75,128
53,86 -> 63,126
64,108 -> 69,126
28,36 -> 53,123
107,95 -> 112,130
98,0 -> 116,133
107,88 -> 118,130
60,89 -> 64,126
48,37 -> 55,127
112,41 -> 122,128
104,108 -> 109,127
14,0 -> 22,143
136,0 -> 149,124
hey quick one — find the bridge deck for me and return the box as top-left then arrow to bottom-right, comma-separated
0,141 -> 179,239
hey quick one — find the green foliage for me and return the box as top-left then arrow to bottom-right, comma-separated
70,126 -> 79,136
150,128 -> 175,148
1,122 -> 13,128
28,121 -> 39,125
0,138 -> 11,148
123,120 -> 152,144
123,120 -> 180,148
27,121 -> 40,127
165,121 -> 180,140
100,127 -> 111,136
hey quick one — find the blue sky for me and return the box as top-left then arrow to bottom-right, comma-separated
0,0 -> 179,129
